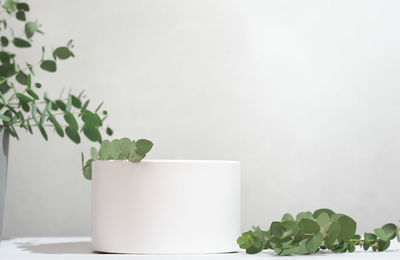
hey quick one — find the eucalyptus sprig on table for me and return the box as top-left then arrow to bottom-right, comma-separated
237,209 -> 400,256
0,0 -> 112,143
82,138 -> 153,180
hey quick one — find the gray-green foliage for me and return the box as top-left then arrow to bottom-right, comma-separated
0,0 -> 113,143
81,138 -> 153,180
237,209 -> 400,256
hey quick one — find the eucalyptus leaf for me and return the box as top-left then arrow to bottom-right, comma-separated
119,138 -> 131,158
306,233 -> 323,253
16,10 -> 26,21
25,21 -> 37,38
316,212 -> 330,229
0,36 -> 9,47
48,115 -> 64,137
374,228 -> 388,241
65,126 -> 80,144
40,60 -> 57,72
110,139 -> 120,159
53,47 -> 74,60
377,239 -> 390,251
299,219 -> 320,236
337,215 -> 356,241
64,112 -> 78,131
270,222 -> 285,239
83,125 -> 101,143
99,140 -> 111,160
83,159 -> 93,180
135,139 -> 153,156
13,38 -> 31,48
325,221 -> 341,247
90,147 -> 99,160
296,211 -> 314,222
282,213 -> 294,222
313,208 -> 335,219
0,113 -> 11,122
38,125 -> 48,140
381,223 -> 397,240
106,127 -> 113,136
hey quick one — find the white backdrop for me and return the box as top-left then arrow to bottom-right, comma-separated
3,0 -> 400,237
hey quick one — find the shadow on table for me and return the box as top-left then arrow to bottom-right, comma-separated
17,241 -> 94,254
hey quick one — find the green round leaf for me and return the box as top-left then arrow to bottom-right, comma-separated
348,243 -> 356,253
53,47 -> 74,60
305,233 -> 323,253
330,213 -> 345,223
16,11 -> 26,21
16,2 -> 29,11
363,241 -> 370,250
71,95 -> 81,108
325,222 -> 341,247
0,36 -> 9,47
377,239 -> 390,251
337,215 -> 356,241
64,112 -> 78,131
48,115 -> 64,137
282,220 -> 299,238
296,211 -> 314,222
16,71 -> 28,85
237,235 -> 251,249
313,208 -> 335,219
374,228 -> 388,241
299,219 -> 320,236
0,113 -> 11,122
282,213 -> 294,222
13,38 -> 31,48
119,138 -> 131,159
110,139 -> 120,159
316,212 -> 330,229
270,222 -> 286,238
135,139 -> 153,156
65,126 -> 80,144
83,125 -> 101,143
90,147 -> 99,160
106,127 -> 113,136
99,140 -> 111,160
40,60 -> 57,72
82,110 -> 101,127
83,159 -> 93,180
3,0 -> 17,13
25,22 -> 37,38
381,223 -> 398,240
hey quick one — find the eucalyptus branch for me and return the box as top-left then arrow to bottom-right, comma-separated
238,209 -> 400,256
81,138 -> 153,180
0,0 -> 113,144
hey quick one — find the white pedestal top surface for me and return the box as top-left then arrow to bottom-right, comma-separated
0,237 -> 399,259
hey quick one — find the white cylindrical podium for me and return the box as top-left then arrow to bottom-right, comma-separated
92,160 -> 240,254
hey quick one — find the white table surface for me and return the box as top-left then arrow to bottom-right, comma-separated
0,237 -> 399,259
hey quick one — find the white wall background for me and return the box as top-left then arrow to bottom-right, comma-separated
3,0 -> 400,237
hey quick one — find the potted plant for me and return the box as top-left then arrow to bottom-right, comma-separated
0,0 -> 113,240
83,138 -> 241,254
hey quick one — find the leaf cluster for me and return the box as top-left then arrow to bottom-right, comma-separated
81,138 -> 153,180
237,209 -> 400,256
0,0 -> 112,143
